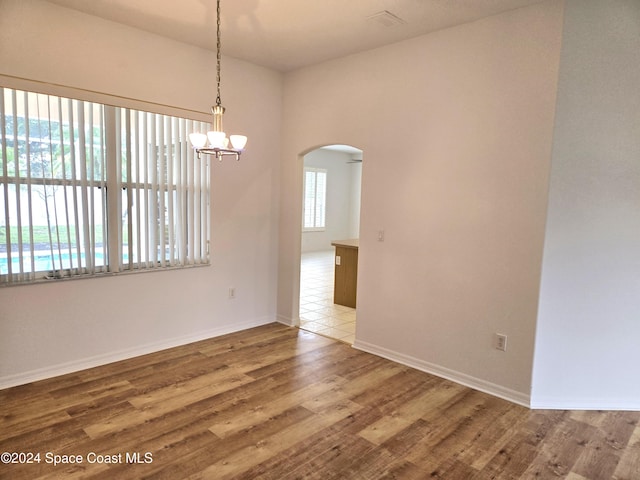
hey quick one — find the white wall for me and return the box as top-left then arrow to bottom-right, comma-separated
0,0 -> 282,387
278,1 -> 564,404
301,148 -> 361,253
349,163 -> 362,239
532,0 -> 640,409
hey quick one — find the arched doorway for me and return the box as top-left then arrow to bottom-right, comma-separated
298,144 -> 362,344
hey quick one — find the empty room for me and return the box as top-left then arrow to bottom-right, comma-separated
1,0 -> 639,478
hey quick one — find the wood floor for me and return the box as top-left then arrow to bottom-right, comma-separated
1,324 -> 639,480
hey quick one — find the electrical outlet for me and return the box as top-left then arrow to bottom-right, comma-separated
228,287 -> 236,299
378,230 -> 385,242
495,334 -> 507,352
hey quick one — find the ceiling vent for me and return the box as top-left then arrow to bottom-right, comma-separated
366,10 -> 407,28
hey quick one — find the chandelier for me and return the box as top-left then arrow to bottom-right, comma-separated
189,0 -> 247,160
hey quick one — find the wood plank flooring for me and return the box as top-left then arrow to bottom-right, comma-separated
1,323 -> 639,479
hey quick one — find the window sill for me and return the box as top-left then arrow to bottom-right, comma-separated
0,262 -> 211,288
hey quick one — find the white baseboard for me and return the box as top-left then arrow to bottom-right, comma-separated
530,398 -> 640,411
0,317 -> 274,390
353,339 -> 530,408
276,314 -> 298,327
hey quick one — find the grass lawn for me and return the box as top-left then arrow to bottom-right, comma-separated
0,225 -> 104,247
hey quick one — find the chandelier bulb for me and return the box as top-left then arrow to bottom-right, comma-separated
230,135 -> 248,150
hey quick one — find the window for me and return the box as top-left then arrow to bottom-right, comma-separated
303,167 -> 327,231
0,87 -> 211,285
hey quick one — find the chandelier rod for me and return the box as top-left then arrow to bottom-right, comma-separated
216,0 -> 222,107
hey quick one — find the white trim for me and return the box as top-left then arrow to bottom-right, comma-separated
530,398 -> 640,411
276,314 -> 298,327
0,74 -> 211,122
0,316 -> 274,390
352,339 -> 530,408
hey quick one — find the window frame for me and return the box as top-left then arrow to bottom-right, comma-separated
302,166 -> 327,232
0,85 -> 211,286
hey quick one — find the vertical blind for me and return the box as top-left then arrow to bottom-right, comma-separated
117,109 -> 210,271
0,87 -> 211,285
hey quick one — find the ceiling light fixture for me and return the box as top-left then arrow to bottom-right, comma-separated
189,0 -> 247,160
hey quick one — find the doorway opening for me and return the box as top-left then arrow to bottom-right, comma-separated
298,145 -> 362,344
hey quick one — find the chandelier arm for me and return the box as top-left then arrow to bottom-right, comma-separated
196,147 -> 241,161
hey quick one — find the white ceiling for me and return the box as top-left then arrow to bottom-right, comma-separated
45,0 -> 547,72
322,144 -> 364,159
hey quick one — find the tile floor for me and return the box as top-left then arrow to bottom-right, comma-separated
299,250 -> 356,344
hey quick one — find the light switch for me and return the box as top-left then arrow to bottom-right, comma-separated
335,255 -> 341,266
